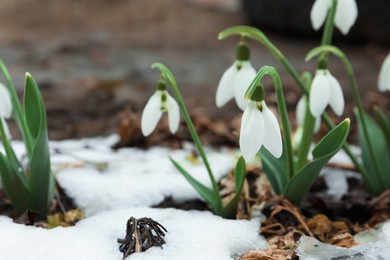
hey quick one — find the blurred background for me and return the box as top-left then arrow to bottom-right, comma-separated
1,0 -> 389,143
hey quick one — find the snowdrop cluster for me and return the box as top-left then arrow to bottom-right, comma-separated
141,80 -> 180,136
310,0 -> 358,35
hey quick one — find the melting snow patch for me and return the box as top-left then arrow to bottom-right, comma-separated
50,136 -> 236,215
0,207 -> 265,260
297,220 -> 390,259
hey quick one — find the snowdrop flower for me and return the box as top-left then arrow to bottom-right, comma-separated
296,96 -> 321,133
310,0 -> 358,35
0,82 -> 12,138
240,98 -> 282,161
216,41 -> 256,111
141,80 -> 180,136
378,53 -> 390,92
309,69 -> 344,117
0,82 -> 12,119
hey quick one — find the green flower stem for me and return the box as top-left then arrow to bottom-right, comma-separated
296,72 -> 315,170
307,45 -> 385,190
321,0 -> 337,46
246,66 -> 295,179
0,59 -> 33,155
0,119 -> 13,160
219,26 -> 309,96
151,62 -> 222,208
219,26 -> 365,181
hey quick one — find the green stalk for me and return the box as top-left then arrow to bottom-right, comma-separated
296,72 -> 315,170
340,58 -> 386,189
0,119 -> 13,160
0,59 -> 33,155
151,63 -> 222,209
307,45 -> 385,190
321,0 -> 337,46
246,66 -> 295,179
218,26 -> 366,181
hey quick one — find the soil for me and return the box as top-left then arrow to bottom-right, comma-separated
0,182 -> 82,228
0,0 -> 388,142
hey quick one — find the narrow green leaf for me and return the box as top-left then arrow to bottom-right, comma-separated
0,153 -> 34,217
0,119 -> 27,186
259,140 -> 289,195
374,106 -> 390,156
283,119 -> 350,205
170,158 -> 222,213
355,110 -> 390,192
24,73 -> 42,140
24,73 -> 54,218
221,157 -> 246,219
234,156 -> 246,192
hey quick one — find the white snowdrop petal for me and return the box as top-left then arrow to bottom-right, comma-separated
314,116 -> 322,133
216,62 -> 238,107
378,53 -> 390,92
310,0 -> 330,30
141,92 -> 163,136
167,94 -> 180,134
309,71 -> 331,117
334,0 -> 358,35
0,83 -> 12,118
234,61 -> 257,111
262,103 -> 283,158
296,96 -> 307,126
327,72 -> 344,116
239,102 -> 265,161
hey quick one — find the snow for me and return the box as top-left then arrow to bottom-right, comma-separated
2,135 -> 390,259
50,137 -> 236,215
0,136 -> 266,259
297,220 -> 390,259
0,207 -> 265,260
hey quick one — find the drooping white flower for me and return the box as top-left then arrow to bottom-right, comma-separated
310,0 -> 358,35
216,42 -> 256,111
309,69 -> 344,117
141,87 -> 180,137
296,96 -> 321,133
0,82 -> 12,119
378,53 -> 390,92
239,101 -> 282,161
0,83 -> 12,139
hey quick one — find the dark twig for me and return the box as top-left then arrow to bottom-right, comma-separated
117,217 -> 167,259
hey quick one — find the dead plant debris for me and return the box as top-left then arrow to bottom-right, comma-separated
117,217 -> 167,259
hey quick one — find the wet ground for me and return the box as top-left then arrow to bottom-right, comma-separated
1,0 -> 388,140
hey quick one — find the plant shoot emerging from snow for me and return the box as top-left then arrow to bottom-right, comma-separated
141,63 -> 246,219
0,61 -> 54,219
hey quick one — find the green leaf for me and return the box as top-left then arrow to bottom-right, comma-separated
170,157 -> 222,214
374,107 -> 390,157
24,73 -> 42,140
356,110 -> 390,192
0,120 -> 27,187
259,140 -> 289,195
0,153 -> 34,217
283,119 -> 350,205
24,73 -> 54,218
221,157 -> 246,219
